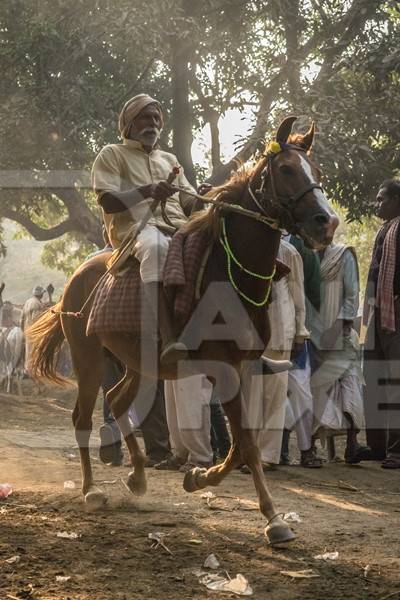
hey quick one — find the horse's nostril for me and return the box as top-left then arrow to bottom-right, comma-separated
314,213 -> 330,226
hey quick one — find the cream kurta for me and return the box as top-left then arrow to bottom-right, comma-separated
91,139 -> 195,248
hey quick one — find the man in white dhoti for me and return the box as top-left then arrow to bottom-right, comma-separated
309,243 -> 370,463
281,235 -> 323,467
242,239 -> 309,471
21,286 -> 45,371
155,376 -> 214,472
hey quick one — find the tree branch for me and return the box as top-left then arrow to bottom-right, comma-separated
206,0 -> 383,186
51,188 -> 103,246
282,0 -> 301,99
0,208 -> 75,241
311,0 -> 383,88
111,55 -> 157,110
189,66 -> 223,172
206,72 -> 284,186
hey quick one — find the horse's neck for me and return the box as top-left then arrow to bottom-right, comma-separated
225,196 -> 281,278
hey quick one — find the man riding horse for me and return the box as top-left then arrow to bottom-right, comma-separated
92,93 -> 199,365
28,102 -> 339,546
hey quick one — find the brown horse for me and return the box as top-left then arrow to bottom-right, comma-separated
28,117 -> 338,546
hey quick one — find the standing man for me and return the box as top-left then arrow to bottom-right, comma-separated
21,286 -> 45,371
364,179 -> 400,468
281,235 -> 322,467
310,243 -> 370,463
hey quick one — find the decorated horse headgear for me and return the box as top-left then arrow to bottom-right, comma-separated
249,117 -> 323,232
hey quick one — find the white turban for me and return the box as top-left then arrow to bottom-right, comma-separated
118,94 -> 163,138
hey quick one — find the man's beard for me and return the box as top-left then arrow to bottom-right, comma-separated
135,126 -> 161,147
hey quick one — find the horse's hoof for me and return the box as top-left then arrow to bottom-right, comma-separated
265,519 -> 296,546
126,471 -> 147,496
183,467 -> 207,493
84,488 -> 107,511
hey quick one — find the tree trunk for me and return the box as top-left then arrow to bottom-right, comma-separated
170,38 -> 197,187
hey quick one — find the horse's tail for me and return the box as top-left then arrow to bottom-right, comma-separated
26,303 -> 68,385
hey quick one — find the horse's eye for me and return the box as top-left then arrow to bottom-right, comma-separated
279,164 -> 294,176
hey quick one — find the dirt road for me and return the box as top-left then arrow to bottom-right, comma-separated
1,387 -> 399,599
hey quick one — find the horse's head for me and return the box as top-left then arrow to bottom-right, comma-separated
250,116 -> 338,249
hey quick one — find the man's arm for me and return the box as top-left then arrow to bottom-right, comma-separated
92,146 -> 177,214
98,181 -> 177,214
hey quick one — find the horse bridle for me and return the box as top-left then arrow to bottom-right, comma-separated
248,143 -> 323,231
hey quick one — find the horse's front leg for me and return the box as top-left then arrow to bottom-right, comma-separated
184,375 -> 295,546
229,386 -> 295,546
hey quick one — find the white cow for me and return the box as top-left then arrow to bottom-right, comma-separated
0,325 -> 25,394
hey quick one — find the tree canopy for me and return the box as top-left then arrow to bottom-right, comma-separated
0,0 -> 399,273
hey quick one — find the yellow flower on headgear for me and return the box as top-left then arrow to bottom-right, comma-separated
267,141 -> 282,154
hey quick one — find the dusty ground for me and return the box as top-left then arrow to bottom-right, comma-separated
1,384 -> 400,600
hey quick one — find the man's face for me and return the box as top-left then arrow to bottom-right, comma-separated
376,187 -> 400,221
128,104 -> 162,148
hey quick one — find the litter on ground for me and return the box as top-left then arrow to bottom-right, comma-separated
63,480 -> 76,490
204,553 -> 220,569
148,531 -> 173,555
56,531 -> 80,540
280,569 -> 320,579
199,572 -> 253,596
314,551 -> 339,561
0,483 -> 13,499
283,511 -> 302,523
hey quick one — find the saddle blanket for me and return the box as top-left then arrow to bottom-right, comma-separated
86,227 -> 210,336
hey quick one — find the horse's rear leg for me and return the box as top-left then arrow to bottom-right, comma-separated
71,342 -> 105,509
107,368 -> 148,496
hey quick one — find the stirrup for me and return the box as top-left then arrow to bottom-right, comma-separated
261,356 -> 292,374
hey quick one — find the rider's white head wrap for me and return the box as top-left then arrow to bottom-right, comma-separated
118,94 -> 163,139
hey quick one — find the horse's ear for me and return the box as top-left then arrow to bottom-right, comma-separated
276,116 -> 298,144
301,121 -> 315,152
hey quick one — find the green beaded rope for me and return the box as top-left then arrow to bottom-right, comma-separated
220,217 -> 276,307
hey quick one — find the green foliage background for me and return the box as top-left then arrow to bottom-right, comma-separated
0,0 -> 399,275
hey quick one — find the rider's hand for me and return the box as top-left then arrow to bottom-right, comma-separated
140,181 -> 178,202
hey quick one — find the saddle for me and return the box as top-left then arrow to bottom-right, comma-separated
87,227 -> 211,337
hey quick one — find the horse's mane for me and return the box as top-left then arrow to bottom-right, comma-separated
184,163 -> 253,238
184,134 -> 309,238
